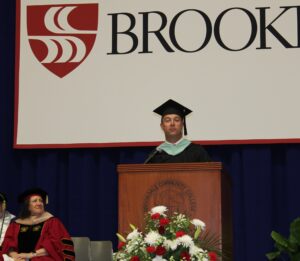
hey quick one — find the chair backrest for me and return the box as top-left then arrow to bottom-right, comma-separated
72,237 -> 91,261
90,241 -> 113,261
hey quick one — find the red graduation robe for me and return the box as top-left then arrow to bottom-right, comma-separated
1,217 -> 75,261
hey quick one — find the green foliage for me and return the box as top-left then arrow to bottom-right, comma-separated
198,230 -> 222,255
266,217 -> 300,260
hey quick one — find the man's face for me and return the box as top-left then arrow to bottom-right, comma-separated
160,114 -> 183,141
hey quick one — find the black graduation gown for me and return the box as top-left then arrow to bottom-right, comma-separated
147,143 -> 211,163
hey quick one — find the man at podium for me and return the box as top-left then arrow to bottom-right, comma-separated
145,99 -> 211,163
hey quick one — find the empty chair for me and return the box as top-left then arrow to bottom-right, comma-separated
72,237 -> 91,261
90,241 -> 113,261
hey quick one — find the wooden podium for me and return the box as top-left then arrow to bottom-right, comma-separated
117,162 -> 232,255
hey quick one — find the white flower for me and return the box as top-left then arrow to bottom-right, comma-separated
152,256 -> 167,261
150,206 -> 168,215
177,235 -> 194,248
144,231 -> 162,245
163,239 -> 178,251
126,229 -> 141,240
191,218 -> 206,230
125,235 -> 145,255
189,245 -> 205,256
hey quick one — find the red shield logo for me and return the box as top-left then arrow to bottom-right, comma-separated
27,4 -> 98,78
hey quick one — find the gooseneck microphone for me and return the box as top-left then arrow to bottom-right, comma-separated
144,148 -> 161,164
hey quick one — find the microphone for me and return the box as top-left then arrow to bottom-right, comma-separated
144,148 -> 161,164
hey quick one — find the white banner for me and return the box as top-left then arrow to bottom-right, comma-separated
15,0 -> 300,148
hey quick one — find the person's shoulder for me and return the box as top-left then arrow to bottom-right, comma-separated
188,142 -> 206,150
7,218 -> 19,226
43,216 -> 65,228
188,142 -> 212,162
46,216 -> 61,223
5,211 -> 16,220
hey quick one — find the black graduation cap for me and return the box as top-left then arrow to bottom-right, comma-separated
153,99 -> 192,135
18,188 -> 48,204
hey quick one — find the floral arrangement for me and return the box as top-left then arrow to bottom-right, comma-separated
113,206 -> 221,261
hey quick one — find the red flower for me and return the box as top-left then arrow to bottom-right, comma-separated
130,256 -> 140,261
159,218 -> 170,226
155,245 -> 166,256
146,246 -> 156,253
208,252 -> 217,261
175,230 -> 186,238
151,213 -> 160,219
180,251 -> 191,261
117,241 -> 126,250
158,226 -> 165,235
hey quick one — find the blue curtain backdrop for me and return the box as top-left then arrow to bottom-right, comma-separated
1,1 -> 300,260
